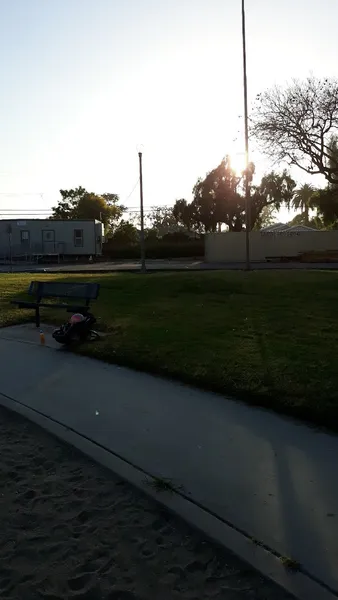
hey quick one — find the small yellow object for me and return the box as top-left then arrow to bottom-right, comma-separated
39,330 -> 45,345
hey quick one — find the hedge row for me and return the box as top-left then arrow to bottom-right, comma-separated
103,240 -> 204,259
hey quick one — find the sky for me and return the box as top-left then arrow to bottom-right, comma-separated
0,0 -> 338,221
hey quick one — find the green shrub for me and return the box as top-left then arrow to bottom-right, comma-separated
103,239 -> 204,260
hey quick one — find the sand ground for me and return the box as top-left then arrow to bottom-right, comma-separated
0,407 -> 293,600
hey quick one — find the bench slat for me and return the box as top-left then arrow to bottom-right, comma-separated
30,281 -> 100,300
11,301 -> 38,309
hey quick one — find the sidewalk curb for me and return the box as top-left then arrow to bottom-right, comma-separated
0,392 -> 335,600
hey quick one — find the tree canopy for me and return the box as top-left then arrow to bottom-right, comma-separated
252,205 -> 277,230
172,199 -> 196,232
172,159 -> 296,233
249,170 -> 296,231
148,206 -> 183,237
189,157 -> 245,232
308,137 -> 338,227
51,187 -> 125,230
251,77 -> 338,184
109,220 -> 139,245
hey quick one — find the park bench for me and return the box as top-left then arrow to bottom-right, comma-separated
11,281 -> 100,327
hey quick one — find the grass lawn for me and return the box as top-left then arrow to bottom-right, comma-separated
1,270 -> 337,429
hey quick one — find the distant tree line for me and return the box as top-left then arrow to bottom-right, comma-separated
50,76 -> 338,257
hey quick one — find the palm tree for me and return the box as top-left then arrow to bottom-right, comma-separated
292,184 -> 316,225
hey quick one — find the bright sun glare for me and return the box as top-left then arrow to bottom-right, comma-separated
228,153 -> 246,176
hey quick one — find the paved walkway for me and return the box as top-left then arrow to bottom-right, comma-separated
1,259 -> 338,273
0,324 -> 338,598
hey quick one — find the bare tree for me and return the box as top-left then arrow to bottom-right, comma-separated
251,77 -> 338,184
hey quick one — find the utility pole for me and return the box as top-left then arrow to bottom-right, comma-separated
7,224 -> 12,273
138,150 -> 146,273
242,0 -> 251,270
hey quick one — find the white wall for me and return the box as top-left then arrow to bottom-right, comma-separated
205,231 -> 338,263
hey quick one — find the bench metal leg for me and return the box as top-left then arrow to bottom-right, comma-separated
35,307 -> 40,328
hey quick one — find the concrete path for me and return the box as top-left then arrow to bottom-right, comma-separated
1,259 -> 338,273
0,324 -> 338,599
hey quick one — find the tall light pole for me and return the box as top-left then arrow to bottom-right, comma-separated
242,0 -> 251,270
138,149 -> 146,273
7,224 -> 12,273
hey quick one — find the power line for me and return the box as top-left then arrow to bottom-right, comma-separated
0,214 -> 52,217
0,192 -> 44,196
0,209 -> 52,212
0,197 -> 173,219
0,206 -> 162,214
123,178 -> 140,203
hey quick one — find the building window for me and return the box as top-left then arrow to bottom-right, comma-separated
74,229 -> 84,247
21,230 -> 30,244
